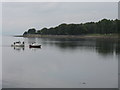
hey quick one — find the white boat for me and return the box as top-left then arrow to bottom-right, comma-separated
11,41 -> 25,47
29,43 -> 41,48
11,44 -> 24,47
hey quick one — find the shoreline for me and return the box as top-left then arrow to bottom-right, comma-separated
14,34 -> 119,40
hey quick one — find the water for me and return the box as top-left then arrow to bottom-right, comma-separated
2,36 -> 118,88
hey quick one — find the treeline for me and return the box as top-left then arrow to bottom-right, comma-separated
23,19 -> 120,36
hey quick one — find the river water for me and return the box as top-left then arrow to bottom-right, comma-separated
2,36 -> 118,88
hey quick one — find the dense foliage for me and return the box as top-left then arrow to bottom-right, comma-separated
23,28 -> 36,35
23,19 -> 119,35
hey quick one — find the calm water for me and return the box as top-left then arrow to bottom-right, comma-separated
2,36 -> 118,88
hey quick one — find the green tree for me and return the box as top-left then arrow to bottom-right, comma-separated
27,28 -> 36,34
23,19 -> 119,36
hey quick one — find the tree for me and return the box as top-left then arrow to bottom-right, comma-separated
27,28 -> 36,34
23,19 -> 119,36
23,31 -> 27,35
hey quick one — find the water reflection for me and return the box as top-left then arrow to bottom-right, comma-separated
3,36 -> 118,88
37,38 -> 96,49
24,37 -> 119,56
95,40 -> 116,56
13,47 -> 25,51
12,45 -> 41,52
24,37 -> 36,44
29,47 -> 41,52
116,40 -> 120,54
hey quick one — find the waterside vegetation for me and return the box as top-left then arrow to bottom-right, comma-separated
21,19 -> 119,39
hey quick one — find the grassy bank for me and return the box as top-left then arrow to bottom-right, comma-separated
14,34 -> 119,40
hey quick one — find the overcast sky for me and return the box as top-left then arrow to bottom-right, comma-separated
2,2 -> 118,35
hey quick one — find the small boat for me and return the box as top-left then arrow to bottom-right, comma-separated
11,41 -> 25,47
29,43 -> 41,48
11,44 -> 24,47
29,45 -> 41,48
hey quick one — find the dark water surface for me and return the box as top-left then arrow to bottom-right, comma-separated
2,36 -> 118,88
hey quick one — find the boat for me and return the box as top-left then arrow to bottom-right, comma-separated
29,42 -> 41,48
11,41 -> 25,47
11,44 -> 24,47
29,43 -> 41,48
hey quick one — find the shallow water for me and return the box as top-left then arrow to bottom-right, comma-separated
2,36 -> 118,88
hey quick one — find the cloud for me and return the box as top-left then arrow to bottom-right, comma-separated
2,2 -> 118,35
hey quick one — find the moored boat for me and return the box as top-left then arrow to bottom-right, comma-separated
11,41 -> 25,47
29,43 -> 41,48
29,45 -> 41,48
11,44 -> 24,47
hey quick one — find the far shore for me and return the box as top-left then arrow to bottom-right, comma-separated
14,34 -> 119,40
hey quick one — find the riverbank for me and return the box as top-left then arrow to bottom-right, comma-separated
14,34 -> 119,40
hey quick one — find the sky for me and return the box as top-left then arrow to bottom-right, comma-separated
2,2 -> 118,35
1,0 -> 119,2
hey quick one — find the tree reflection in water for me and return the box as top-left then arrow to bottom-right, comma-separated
26,37 -> 119,56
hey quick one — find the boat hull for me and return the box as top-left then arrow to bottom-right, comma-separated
29,45 -> 41,48
11,44 -> 24,47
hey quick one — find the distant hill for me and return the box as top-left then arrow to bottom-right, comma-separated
23,19 -> 120,36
